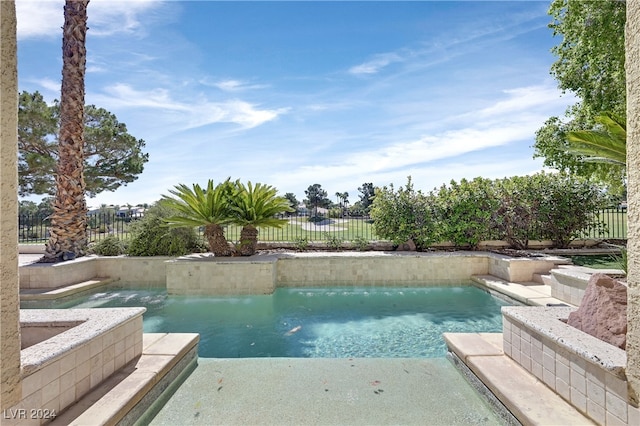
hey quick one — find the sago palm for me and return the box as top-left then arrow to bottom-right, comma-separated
229,181 -> 294,256
566,111 -> 626,166
160,179 -> 234,257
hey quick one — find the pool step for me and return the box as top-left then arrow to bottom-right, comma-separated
444,333 -> 595,426
532,272 -> 554,286
50,333 -> 199,426
20,277 -> 116,301
471,274 -> 566,307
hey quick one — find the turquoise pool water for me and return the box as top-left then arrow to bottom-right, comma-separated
53,285 -> 509,358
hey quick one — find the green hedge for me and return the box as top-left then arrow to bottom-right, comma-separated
371,172 -> 608,250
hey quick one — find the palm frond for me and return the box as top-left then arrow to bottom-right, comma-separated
566,111 -> 626,166
159,179 -> 234,228
230,181 -> 293,228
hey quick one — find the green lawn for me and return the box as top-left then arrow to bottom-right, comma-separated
223,218 -> 380,242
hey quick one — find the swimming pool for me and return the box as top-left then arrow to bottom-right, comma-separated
48,285 -> 510,358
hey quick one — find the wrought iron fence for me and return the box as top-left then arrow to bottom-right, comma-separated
17,212 -> 380,244
584,207 -> 628,240
18,207 -> 629,245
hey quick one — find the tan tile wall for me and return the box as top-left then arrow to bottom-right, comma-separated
19,257 -> 173,289
96,257 -> 171,286
276,255 -> 489,287
166,260 -> 277,295
20,258 -> 97,289
503,317 -> 640,425
4,316 -> 143,426
164,254 -> 493,295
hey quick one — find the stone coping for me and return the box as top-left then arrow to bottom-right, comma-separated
174,253 -> 281,263
501,306 -> 627,378
20,278 -> 115,301
49,333 -> 199,426
177,250 -> 508,260
20,307 -> 146,375
443,332 -> 594,425
551,267 -> 626,289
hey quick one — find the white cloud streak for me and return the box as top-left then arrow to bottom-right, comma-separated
206,79 -> 269,92
349,53 -> 403,75
91,83 -> 289,130
16,0 -> 160,39
271,83 -> 569,190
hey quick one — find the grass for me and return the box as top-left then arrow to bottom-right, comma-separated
570,254 -> 624,270
222,218 -> 380,242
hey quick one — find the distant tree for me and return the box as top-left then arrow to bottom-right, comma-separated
358,182 -> 376,212
533,0 -> 626,194
18,90 -> 149,197
283,192 -> 299,215
335,191 -> 349,214
304,184 -> 331,217
37,197 -> 54,218
18,201 -> 38,217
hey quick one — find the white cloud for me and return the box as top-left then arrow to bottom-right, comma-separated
88,0 -> 161,37
16,0 -> 161,40
91,83 -> 289,130
474,85 -> 574,118
32,77 -> 61,95
270,83 -> 567,192
201,78 -> 269,92
349,52 -> 403,75
16,0 -> 62,39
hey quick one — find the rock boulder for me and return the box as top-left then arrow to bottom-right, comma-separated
567,273 -> 627,349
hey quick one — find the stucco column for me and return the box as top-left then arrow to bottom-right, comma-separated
0,0 -> 21,410
627,0 -> 640,407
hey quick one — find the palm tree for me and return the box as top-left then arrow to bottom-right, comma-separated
45,0 -> 90,261
566,111 -> 626,165
334,191 -> 349,216
160,179 -> 234,257
230,181 -> 294,256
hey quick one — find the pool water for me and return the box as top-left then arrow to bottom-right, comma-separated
59,285 -> 510,358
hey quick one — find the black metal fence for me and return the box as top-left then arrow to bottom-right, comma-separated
585,207 -> 628,240
18,207 -> 629,245
18,212 -> 381,244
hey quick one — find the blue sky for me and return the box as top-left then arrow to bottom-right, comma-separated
16,0 -> 574,208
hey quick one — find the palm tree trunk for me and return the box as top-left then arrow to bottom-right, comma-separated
239,225 -> 259,256
204,223 -> 232,257
45,0 -> 89,262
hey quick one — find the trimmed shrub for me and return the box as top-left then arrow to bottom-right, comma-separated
532,172 -> 607,248
324,232 -> 343,250
370,177 -> 437,250
90,235 -> 125,256
352,236 -> 369,251
370,173 -> 608,250
127,204 -> 205,256
293,237 -> 309,251
433,177 -> 499,249
492,176 -> 544,250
